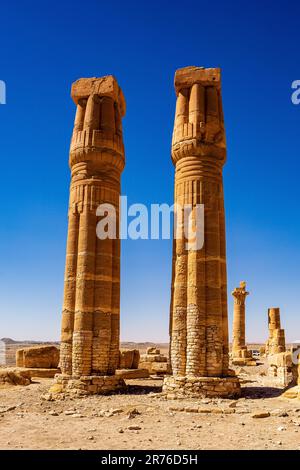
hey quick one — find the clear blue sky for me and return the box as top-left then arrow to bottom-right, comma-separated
0,0 -> 299,343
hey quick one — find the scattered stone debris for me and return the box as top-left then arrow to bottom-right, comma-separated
251,412 -> 270,419
0,369 -> 31,386
126,408 -> 141,419
127,425 -> 142,431
0,405 -> 16,413
168,406 -> 235,415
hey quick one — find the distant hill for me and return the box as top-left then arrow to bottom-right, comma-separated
1,338 -> 59,345
120,342 -> 169,353
0,338 -> 17,344
1,338 -> 166,348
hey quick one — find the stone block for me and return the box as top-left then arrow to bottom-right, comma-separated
71,75 -> 125,116
132,349 -> 140,369
119,350 -> 134,369
146,347 -> 160,355
0,368 -> 31,386
16,346 -> 59,369
174,66 -> 221,95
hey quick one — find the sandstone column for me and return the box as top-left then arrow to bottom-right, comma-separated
266,307 -> 286,355
55,76 -> 126,394
163,66 -> 240,398
231,281 -> 251,361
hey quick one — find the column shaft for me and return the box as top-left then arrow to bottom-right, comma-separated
186,183 -> 206,376
72,199 -> 96,377
60,210 -> 79,374
171,196 -> 187,376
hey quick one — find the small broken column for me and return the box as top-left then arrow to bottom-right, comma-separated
282,345 -> 300,399
139,347 -> 170,376
53,75 -> 126,395
267,351 -> 296,386
231,281 -> 253,364
266,308 -> 286,355
163,66 -> 240,398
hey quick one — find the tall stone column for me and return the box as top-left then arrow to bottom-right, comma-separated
266,307 -> 286,355
232,282 -> 249,357
163,66 -> 240,398
54,75 -> 126,394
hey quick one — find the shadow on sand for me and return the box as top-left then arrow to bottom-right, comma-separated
122,382 -> 163,395
241,386 -> 284,399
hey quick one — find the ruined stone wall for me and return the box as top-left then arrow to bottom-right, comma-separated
16,346 -> 59,369
0,341 -> 59,367
118,349 -> 140,369
139,347 -> 170,375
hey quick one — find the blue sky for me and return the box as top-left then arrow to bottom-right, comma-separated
0,0 -> 299,343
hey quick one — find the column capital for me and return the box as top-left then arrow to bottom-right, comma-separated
231,281 -> 249,304
69,75 -> 126,172
71,75 -> 125,116
172,66 -> 226,165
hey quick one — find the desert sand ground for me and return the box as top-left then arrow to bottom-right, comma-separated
0,359 -> 299,450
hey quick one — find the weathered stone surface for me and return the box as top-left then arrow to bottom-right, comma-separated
53,374 -> 125,395
16,367 -> 60,379
71,76 -> 125,116
115,368 -> 149,379
16,346 -> 59,369
0,368 -> 31,386
174,66 -> 221,94
259,346 -> 266,356
232,358 -> 256,367
265,308 -> 286,355
119,349 -> 140,369
280,348 -> 300,396
165,66 -> 240,398
1,339 -> 60,367
132,349 -> 140,369
56,75 -> 126,394
139,361 -> 170,375
146,347 -> 160,355
282,386 -> 300,399
151,362 -> 171,374
119,350 -> 134,369
251,412 -> 270,419
15,349 -> 23,367
140,354 -> 167,363
163,376 -> 240,399
139,347 -> 170,375
267,352 -> 297,386
281,365 -> 300,399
